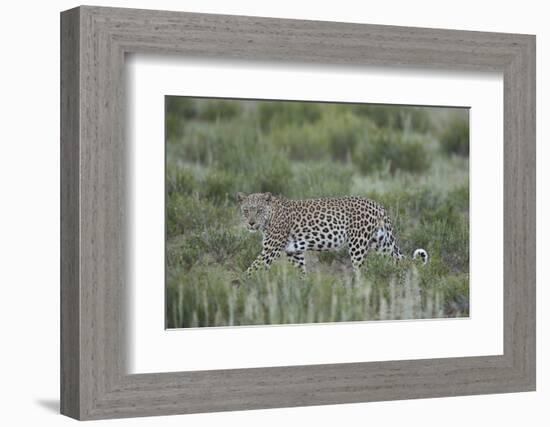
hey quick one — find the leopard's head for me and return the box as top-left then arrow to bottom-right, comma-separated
236,192 -> 274,232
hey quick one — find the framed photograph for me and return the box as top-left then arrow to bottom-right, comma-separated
61,6 -> 535,420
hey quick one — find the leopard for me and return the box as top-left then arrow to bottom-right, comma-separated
236,192 -> 428,275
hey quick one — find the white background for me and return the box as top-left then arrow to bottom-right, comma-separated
129,58 -> 503,373
0,1 -> 547,426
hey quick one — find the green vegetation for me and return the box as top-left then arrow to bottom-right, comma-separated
352,127 -> 431,175
165,98 -> 470,328
439,112 -> 469,156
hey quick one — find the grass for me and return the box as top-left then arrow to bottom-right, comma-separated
165,98 -> 470,328
166,264 -> 449,328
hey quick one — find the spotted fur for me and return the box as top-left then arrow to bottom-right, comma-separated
237,192 -> 428,275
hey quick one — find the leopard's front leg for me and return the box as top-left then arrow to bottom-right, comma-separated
245,232 -> 285,276
245,248 -> 281,276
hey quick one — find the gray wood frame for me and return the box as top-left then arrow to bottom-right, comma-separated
60,5 -> 536,420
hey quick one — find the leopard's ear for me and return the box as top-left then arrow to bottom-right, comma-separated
263,192 -> 272,202
236,192 -> 246,203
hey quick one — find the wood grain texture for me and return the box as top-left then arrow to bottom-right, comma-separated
60,5 -> 536,420
60,7 -> 80,419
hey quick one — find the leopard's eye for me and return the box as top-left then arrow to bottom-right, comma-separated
243,208 -> 249,215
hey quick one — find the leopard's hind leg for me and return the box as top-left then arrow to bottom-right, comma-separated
370,215 -> 404,263
286,251 -> 306,275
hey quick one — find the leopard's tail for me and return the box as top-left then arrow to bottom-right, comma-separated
374,214 -> 428,265
412,248 -> 429,265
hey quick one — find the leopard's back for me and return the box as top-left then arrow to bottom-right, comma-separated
282,196 -> 387,253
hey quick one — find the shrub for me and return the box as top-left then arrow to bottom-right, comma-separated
187,229 -> 248,266
204,169 -> 238,204
166,166 -> 197,196
267,123 -> 330,161
169,122 -> 216,164
353,128 -> 431,175
166,234 -> 203,269
439,113 -> 469,156
197,99 -> 243,121
289,161 -> 353,198
258,101 -> 322,131
352,105 -> 433,134
166,97 -> 198,119
372,188 -> 446,224
267,111 -> 368,163
166,98 -> 242,126
211,124 -> 266,172
446,184 -> 469,214
166,97 -> 198,139
169,119 -> 264,167
166,226 -> 260,272
324,112 -> 368,162
244,152 -> 294,195
166,194 -> 234,238
171,120 -> 295,197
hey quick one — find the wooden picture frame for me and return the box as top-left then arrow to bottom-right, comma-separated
60,5 -> 536,420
